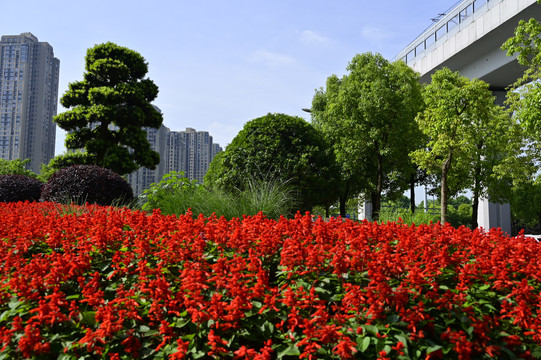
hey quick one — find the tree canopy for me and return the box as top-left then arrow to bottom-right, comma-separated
501,4 -> 541,166
311,52 -> 424,219
204,113 -> 339,213
410,68 -> 522,225
53,42 -> 163,175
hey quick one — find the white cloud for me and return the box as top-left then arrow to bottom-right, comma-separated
298,30 -> 330,45
361,26 -> 393,42
247,50 -> 296,67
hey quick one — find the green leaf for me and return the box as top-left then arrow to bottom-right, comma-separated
259,321 -> 274,335
277,344 -> 301,358
57,354 -> 77,360
173,318 -> 190,329
386,314 -> 400,323
478,283 -> 491,291
0,310 -> 12,322
8,296 -> 20,310
80,311 -> 96,326
361,324 -> 379,336
357,336 -> 371,352
427,345 -> 442,353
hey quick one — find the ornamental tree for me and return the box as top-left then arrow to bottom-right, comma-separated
410,68 -> 523,226
204,113 -> 339,213
311,53 -> 425,219
54,42 -> 163,175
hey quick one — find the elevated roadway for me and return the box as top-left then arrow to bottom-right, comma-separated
396,0 -> 540,103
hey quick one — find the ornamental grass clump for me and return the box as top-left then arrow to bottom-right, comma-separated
141,171 -> 296,219
0,202 -> 540,359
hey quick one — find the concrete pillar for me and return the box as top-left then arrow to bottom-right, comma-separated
477,198 -> 511,234
359,200 -> 372,221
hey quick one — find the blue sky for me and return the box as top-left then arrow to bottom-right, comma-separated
4,0 -> 459,153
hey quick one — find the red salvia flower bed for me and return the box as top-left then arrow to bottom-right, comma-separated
0,202 -> 540,359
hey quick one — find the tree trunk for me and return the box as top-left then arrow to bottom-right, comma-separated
410,173 -> 416,214
472,194 -> 479,230
339,196 -> 347,217
372,156 -> 384,221
339,181 -> 350,217
441,152 -> 452,223
370,192 -> 380,222
471,166 -> 481,229
96,123 -> 110,165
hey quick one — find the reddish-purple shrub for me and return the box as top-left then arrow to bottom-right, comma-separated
40,164 -> 133,206
0,174 -> 43,203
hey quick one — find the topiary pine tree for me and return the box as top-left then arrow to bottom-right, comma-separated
54,42 -> 163,175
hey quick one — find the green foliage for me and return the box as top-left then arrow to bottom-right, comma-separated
54,42 -> 163,176
205,113 -> 338,212
379,206 -> 440,225
0,174 -> 44,203
141,171 -> 202,212
0,158 -> 38,178
510,175 -> 541,232
382,195 -> 473,228
142,171 -> 296,219
40,165 -> 134,206
411,68 -> 521,225
502,13 -> 541,87
447,203 -> 472,229
203,151 -> 224,187
311,52 -> 425,219
449,195 -> 472,208
379,196 -> 439,225
502,11 -> 541,171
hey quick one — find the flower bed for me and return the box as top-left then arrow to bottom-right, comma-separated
0,202 -> 540,359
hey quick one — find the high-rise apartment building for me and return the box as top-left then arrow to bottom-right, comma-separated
168,128 -> 218,182
128,126 -> 222,196
126,124 -> 170,196
0,33 -> 60,173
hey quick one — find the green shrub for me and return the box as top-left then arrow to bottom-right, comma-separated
0,158 -> 38,178
0,174 -> 44,203
379,206 -> 440,225
447,203 -> 472,228
40,165 -> 133,206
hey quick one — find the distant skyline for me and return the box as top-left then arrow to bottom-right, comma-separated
3,0 -> 461,154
